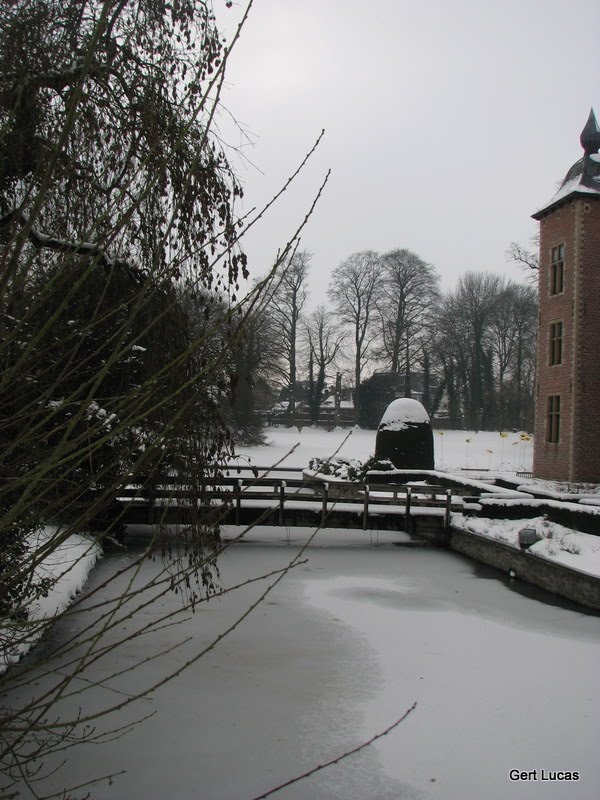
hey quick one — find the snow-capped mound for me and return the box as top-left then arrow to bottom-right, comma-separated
376,398 -> 434,469
378,398 -> 430,431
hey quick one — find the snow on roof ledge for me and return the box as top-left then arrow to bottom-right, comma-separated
533,110 -> 600,219
533,177 -> 600,218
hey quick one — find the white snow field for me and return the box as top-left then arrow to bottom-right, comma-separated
235,425 -> 533,474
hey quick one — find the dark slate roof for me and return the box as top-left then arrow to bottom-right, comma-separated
533,109 -> 600,220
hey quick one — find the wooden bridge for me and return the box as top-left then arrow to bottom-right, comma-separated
118,466 -> 470,542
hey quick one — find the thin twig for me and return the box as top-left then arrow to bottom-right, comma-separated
248,703 -> 418,800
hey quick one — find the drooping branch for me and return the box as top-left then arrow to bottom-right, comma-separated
0,61 -> 114,105
1,210 -> 144,282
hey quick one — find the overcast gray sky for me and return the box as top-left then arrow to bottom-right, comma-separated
215,0 -> 600,304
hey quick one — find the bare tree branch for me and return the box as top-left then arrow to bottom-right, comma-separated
249,703 -> 418,800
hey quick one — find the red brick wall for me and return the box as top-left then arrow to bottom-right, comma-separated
533,202 -> 576,480
572,198 -> 600,482
533,196 -> 600,482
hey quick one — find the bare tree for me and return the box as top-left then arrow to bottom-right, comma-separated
305,305 -> 345,423
438,272 -> 504,429
328,251 -> 380,418
261,250 -> 311,416
436,273 -> 536,430
507,234 -> 540,279
489,282 -> 537,429
375,249 -> 440,395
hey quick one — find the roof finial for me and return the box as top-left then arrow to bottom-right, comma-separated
580,108 -> 600,155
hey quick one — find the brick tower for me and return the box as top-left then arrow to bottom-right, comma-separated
532,109 -> 600,483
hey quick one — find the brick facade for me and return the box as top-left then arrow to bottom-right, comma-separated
572,199 -> 600,481
532,111 -> 600,482
533,190 -> 600,482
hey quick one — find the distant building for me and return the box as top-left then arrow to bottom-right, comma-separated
532,109 -> 600,482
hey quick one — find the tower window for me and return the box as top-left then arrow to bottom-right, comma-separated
546,395 -> 560,443
549,321 -> 563,365
550,244 -> 564,295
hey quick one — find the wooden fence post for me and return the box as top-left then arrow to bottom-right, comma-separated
279,480 -> 286,525
445,489 -> 452,534
236,479 -> 242,525
363,484 -> 369,530
147,477 -> 155,525
404,487 -> 412,533
321,482 -> 329,527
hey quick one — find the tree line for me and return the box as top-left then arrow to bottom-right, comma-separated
249,249 -> 537,432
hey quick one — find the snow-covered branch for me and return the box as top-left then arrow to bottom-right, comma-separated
1,210 -> 143,281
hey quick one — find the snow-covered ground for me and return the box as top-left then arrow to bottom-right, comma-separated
239,426 -> 600,502
453,514 -> 600,578
235,425 -> 534,474
0,527 -> 101,674
236,427 -> 600,579
7,531 -> 598,800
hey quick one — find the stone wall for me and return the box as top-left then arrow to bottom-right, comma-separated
448,525 -> 600,611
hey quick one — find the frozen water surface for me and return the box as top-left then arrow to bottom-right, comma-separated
4,526 -> 599,800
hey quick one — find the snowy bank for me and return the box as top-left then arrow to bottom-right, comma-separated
448,514 -> 600,610
452,514 -> 600,578
1,527 -> 101,674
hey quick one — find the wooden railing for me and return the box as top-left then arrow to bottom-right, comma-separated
117,468 -> 462,533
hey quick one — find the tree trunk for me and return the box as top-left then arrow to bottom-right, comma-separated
422,350 -> 431,413
354,333 -> 361,422
308,349 -> 316,423
404,335 -> 411,397
288,314 -> 297,418
335,372 -> 342,427
315,366 -> 326,424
